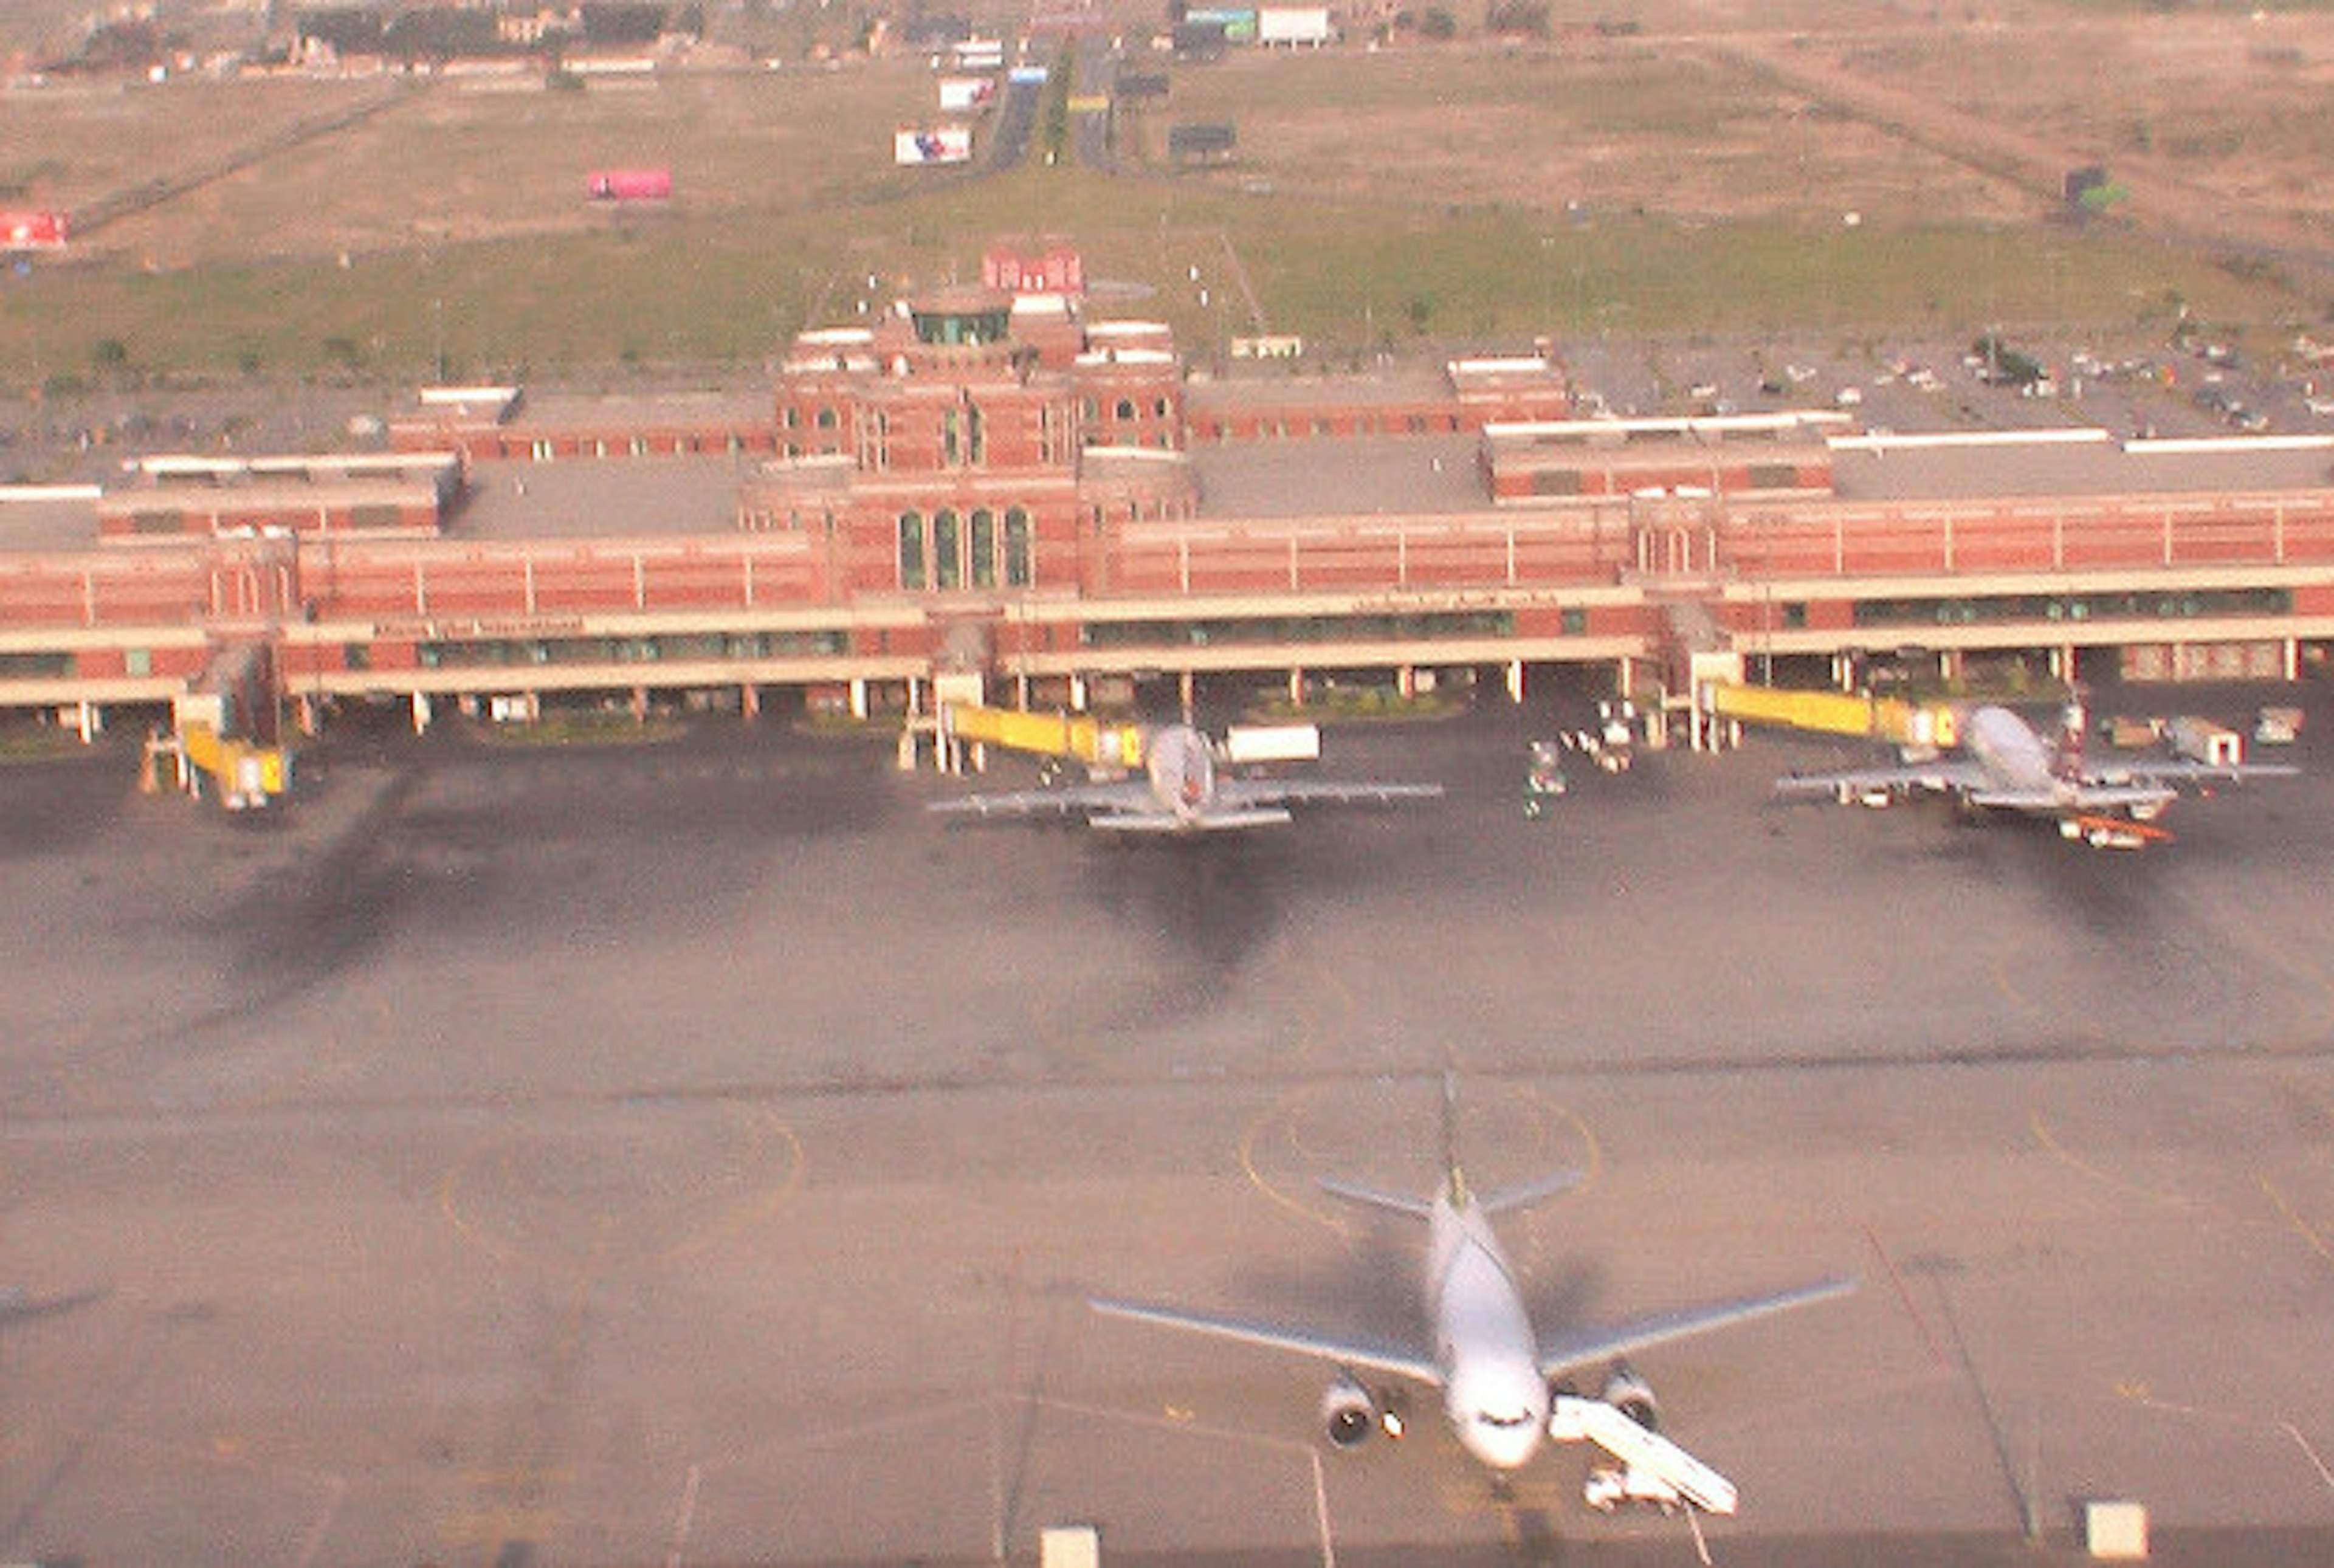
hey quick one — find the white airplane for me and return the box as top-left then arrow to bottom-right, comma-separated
928,721 -> 1442,833
1090,1081 -> 1853,1474
1774,701 -> 2296,845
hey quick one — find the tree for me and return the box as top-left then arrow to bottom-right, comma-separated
1486,0 -> 1549,36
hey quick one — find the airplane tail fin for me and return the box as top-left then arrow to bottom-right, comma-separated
1320,1072 -> 1581,1218
1439,1068 -> 1464,1205
1313,1073 -> 1470,1220
1442,1070 -> 1580,1214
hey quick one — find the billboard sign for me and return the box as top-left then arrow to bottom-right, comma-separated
895,127 -> 972,165
938,76 -> 995,112
587,169 -> 673,202
1,210 -> 67,251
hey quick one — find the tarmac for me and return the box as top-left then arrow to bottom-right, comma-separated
4,684 -> 2334,1566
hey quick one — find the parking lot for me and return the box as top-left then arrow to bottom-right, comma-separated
10,319 -> 2334,497
1561,328 -> 2334,445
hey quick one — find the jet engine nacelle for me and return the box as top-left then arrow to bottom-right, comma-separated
1601,1365 -> 1659,1432
1320,1375 -> 1377,1449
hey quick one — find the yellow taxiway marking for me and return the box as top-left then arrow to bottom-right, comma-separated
1436,1468 -> 1572,1516
1239,1100 -> 1343,1231
656,1107 -> 806,1265
1988,954 -> 2033,1013
2117,1385 -> 2334,1499
2261,1175 -> 2334,1270
2035,1106 -> 2334,1276
2028,1107 -> 2199,1213
438,1102 -> 804,1280
436,1505 -> 559,1551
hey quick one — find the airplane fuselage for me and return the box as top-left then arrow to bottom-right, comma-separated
1959,703 -> 2179,819
1143,723 -> 1218,825
1427,1181 -> 1552,1470
1960,704 -> 2064,799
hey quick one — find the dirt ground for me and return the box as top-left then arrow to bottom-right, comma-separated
8,4 -> 2333,269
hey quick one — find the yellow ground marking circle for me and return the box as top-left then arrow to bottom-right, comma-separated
2032,1105 -> 2334,1271
2027,1107 -> 2202,1214
1241,1082 -> 1601,1233
439,1103 -> 804,1280
1436,1467 -> 1574,1519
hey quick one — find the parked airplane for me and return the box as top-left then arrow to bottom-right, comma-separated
928,721 -> 1441,833
1774,701 -> 2296,845
1090,1079 -> 1851,1475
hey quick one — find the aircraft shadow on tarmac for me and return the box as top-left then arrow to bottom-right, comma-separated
1073,832 -> 1300,973
1069,811 -> 1451,977
0,1286 -> 110,1329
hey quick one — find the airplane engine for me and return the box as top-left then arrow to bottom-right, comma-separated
1601,1365 -> 1659,1432
1320,1375 -> 1377,1449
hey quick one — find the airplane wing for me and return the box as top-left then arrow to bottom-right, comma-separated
2090,758 -> 2300,789
1964,758 -> 2294,814
1535,1276 -> 1855,1381
1100,805 -> 1293,833
1966,783 -> 2171,814
1772,760 -> 1987,799
1216,777 -> 1444,810
926,780 -> 1155,821
1090,1296 -> 1443,1386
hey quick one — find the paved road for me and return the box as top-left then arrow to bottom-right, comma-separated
4,692 -> 2333,1564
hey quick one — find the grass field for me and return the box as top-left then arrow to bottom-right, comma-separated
1,5 -> 2328,389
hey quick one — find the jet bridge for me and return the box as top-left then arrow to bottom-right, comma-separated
145,642 -> 292,810
936,702 -> 1148,773
1703,681 -> 1957,751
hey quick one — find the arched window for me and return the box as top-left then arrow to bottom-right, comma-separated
969,507 -> 996,589
1004,507 -> 1033,588
934,507 -> 962,590
1115,397 -> 1137,421
897,511 -> 926,590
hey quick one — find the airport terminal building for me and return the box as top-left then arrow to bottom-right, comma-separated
5,277 -> 2334,749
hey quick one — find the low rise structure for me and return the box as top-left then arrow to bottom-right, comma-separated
5,273 -> 2334,744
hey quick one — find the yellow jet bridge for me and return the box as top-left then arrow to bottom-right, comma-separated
938,703 -> 1149,771
148,722 -> 293,810
1705,683 -> 1958,749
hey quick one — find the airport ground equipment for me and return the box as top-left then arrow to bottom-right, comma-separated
144,645 -> 293,809
1549,1391 -> 1739,1516
1524,738 -> 1568,818
937,701 -> 1149,771
171,723 -> 291,810
2167,714 -> 2244,766
2063,812 -> 2173,850
1705,682 -> 1958,749
1221,722 -> 1319,766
